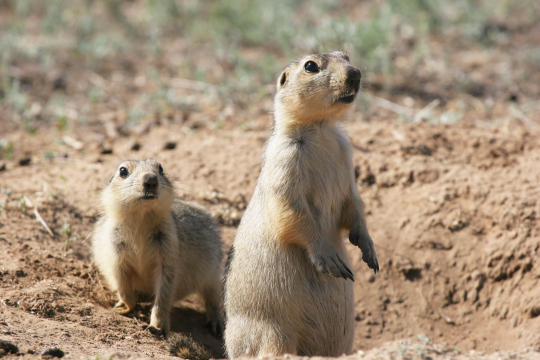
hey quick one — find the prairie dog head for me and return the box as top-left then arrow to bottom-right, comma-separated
102,159 -> 174,222
274,51 -> 361,124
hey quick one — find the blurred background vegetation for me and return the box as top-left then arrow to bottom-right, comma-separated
0,0 -> 539,137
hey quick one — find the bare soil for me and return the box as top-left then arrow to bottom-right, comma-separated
1,115 -> 539,359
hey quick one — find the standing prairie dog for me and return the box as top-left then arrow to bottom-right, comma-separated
224,51 -> 379,358
92,159 -> 223,338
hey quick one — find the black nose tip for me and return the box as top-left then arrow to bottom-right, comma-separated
143,173 -> 158,189
346,66 -> 361,92
346,66 -> 361,82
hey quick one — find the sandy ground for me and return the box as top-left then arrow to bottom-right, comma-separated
1,116 -> 539,359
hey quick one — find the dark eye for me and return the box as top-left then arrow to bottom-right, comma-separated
304,61 -> 319,73
158,164 -> 164,175
119,167 -> 129,178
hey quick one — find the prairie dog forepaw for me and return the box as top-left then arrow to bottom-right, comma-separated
349,229 -> 379,273
149,312 -> 170,339
112,300 -> 134,315
310,243 -> 354,281
207,316 -> 224,337
146,324 -> 169,339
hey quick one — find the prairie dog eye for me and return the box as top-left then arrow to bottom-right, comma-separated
119,167 -> 129,178
158,164 -> 164,175
304,61 -> 319,73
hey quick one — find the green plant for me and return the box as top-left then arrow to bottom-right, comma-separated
418,333 -> 430,345
61,223 -> 74,253
1,188 -> 13,196
58,115 -> 68,130
24,117 -> 37,134
17,195 -> 26,211
44,151 -> 56,159
1,0 -> 539,132
61,223 -> 70,236
0,140 -> 13,159
416,345 -> 425,358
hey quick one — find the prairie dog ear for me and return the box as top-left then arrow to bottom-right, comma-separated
108,174 -> 114,184
331,51 -> 350,62
277,69 -> 289,91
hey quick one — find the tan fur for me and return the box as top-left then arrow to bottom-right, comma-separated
267,196 -> 306,246
224,52 -> 379,358
92,159 -> 223,338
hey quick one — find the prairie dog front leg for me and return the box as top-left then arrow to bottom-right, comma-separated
342,187 -> 379,273
148,231 -> 177,338
112,266 -> 137,314
268,195 -> 354,282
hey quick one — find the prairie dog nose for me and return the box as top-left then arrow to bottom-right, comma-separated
346,66 -> 361,92
346,66 -> 361,82
143,173 -> 158,190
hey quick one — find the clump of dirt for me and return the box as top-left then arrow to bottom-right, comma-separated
0,339 -> 19,357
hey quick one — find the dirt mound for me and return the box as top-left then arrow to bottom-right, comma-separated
346,122 -> 540,352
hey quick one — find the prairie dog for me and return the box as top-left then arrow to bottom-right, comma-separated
92,159 -> 223,338
224,52 -> 379,358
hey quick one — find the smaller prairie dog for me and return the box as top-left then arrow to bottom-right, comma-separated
92,159 -> 223,338
224,51 -> 379,358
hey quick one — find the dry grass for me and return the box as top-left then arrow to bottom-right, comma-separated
167,333 -> 213,360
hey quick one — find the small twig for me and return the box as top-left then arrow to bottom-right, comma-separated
438,310 -> 455,325
169,78 -> 217,93
416,287 -> 431,314
86,70 -> 107,89
371,95 -> 417,117
83,229 -> 95,244
392,129 -> 405,141
22,195 -> 34,208
375,244 -> 418,264
33,201 -> 54,237
509,106 -> 538,128
413,99 -> 440,123
62,135 -> 84,150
